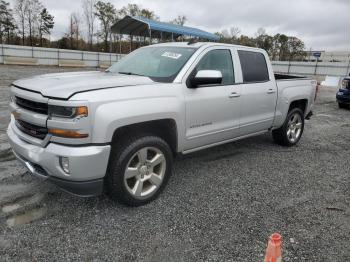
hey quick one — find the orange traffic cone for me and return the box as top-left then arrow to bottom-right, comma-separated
264,233 -> 282,262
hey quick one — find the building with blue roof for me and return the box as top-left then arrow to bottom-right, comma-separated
111,15 -> 219,42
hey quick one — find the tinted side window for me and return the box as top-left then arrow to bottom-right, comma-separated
196,49 -> 234,85
238,50 -> 269,83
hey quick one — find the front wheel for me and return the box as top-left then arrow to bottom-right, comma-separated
106,135 -> 173,206
272,108 -> 305,146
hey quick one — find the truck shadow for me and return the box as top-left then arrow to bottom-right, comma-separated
0,132 -> 294,227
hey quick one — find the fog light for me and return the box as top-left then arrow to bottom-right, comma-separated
59,157 -> 70,174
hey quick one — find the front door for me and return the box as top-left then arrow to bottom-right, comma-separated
184,48 -> 241,151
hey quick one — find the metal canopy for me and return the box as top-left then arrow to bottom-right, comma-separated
111,15 -> 219,41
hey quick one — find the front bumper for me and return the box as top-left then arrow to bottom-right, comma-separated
336,89 -> 350,104
7,123 -> 111,196
336,95 -> 350,104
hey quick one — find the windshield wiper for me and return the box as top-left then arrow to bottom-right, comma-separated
118,71 -> 145,77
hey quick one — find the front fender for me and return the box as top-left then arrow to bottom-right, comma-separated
91,97 -> 184,144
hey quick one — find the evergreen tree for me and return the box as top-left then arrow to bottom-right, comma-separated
0,0 -> 16,44
38,8 -> 54,46
94,1 -> 116,52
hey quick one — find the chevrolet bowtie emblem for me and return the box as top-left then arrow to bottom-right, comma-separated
12,110 -> 21,119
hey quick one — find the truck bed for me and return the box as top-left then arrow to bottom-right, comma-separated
274,73 -> 308,81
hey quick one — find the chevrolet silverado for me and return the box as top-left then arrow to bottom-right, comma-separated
7,42 -> 317,206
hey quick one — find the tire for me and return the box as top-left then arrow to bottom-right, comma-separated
106,135 -> 173,206
272,108 -> 305,146
338,103 -> 346,109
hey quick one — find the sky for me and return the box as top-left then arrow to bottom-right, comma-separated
12,0 -> 350,51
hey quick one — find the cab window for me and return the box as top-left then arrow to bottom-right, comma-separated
195,49 -> 235,85
238,50 -> 269,83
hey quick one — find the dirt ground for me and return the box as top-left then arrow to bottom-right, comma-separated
0,65 -> 349,261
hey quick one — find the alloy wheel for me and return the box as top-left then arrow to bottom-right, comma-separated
287,113 -> 303,143
124,147 -> 166,199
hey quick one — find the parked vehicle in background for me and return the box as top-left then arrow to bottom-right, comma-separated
337,75 -> 350,108
7,42 -> 317,206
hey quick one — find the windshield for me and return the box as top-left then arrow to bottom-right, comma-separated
107,46 -> 197,83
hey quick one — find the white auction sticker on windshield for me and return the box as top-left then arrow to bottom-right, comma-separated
161,52 -> 182,59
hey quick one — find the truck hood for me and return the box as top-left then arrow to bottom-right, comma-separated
12,71 -> 157,99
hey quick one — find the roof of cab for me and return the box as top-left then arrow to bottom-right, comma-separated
145,42 -> 266,53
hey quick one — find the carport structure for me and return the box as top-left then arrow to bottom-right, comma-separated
111,16 -> 219,51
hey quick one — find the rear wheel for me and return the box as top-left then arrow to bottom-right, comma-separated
106,135 -> 173,206
272,108 -> 304,146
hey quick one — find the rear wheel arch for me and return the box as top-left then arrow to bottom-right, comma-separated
288,99 -> 308,114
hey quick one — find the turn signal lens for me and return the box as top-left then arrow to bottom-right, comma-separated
48,129 -> 89,138
75,106 -> 88,117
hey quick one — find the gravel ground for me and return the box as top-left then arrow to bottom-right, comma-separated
0,65 -> 349,261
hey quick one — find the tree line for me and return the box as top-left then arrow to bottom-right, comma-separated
0,0 -> 187,53
0,0 -> 54,47
216,27 -> 306,61
62,1 -> 187,53
1,0 -> 306,60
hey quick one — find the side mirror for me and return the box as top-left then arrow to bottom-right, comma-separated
189,70 -> 222,88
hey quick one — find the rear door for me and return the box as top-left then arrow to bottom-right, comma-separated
183,47 -> 241,150
237,50 -> 277,135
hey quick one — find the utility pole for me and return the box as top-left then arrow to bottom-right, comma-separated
314,57 -> 319,75
308,48 -> 312,62
119,35 -> 122,55
149,29 -> 152,45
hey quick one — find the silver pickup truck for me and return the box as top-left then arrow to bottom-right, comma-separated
7,42 -> 317,206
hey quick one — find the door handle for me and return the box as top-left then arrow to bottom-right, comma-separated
229,92 -> 241,98
267,89 -> 276,94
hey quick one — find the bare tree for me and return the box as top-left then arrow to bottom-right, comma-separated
229,27 -> 241,39
82,0 -> 96,50
220,26 -> 241,44
170,15 -> 187,26
119,3 -> 140,17
26,0 -> 42,46
255,27 -> 266,38
67,12 -> 80,49
15,0 -> 28,45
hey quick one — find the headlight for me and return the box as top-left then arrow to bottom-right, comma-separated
342,80 -> 349,89
48,105 -> 88,118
